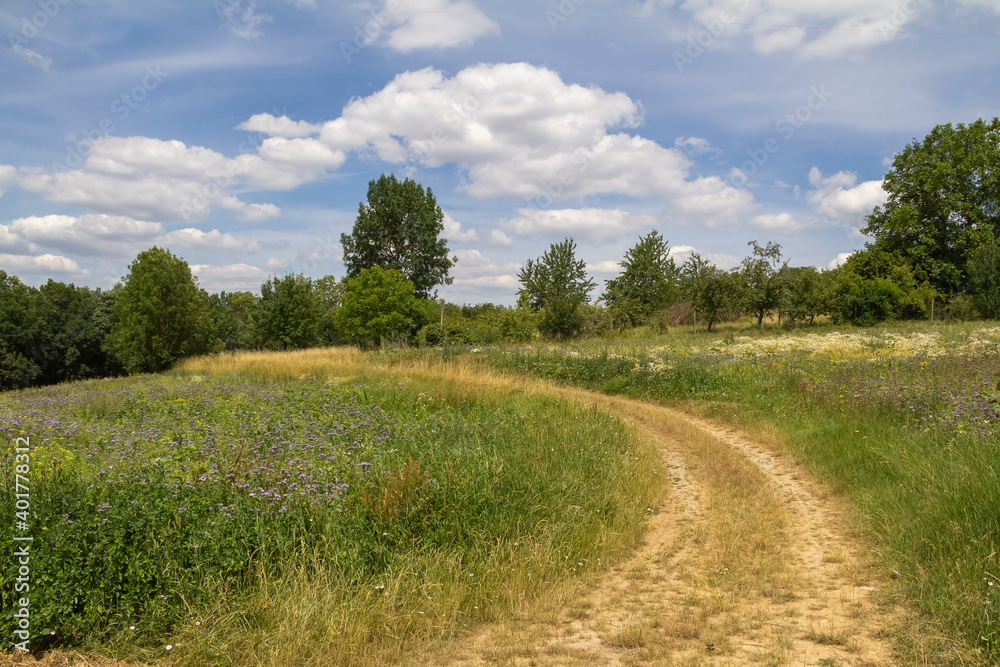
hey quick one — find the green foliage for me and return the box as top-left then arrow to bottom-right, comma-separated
830,273 -> 904,326
0,270 -> 40,390
967,243 -> 1000,319
33,281 -> 121,385
739,240 -> 786,328
780,266 -> 831,325
336,266 -> 416,347
681,253 -> 740,332
862,117 -> 1000,292
340,174 -> 454,299
208,291 -> 258,351
108,247 -> 215,374
603,231 -> 679,328
255,274 -> 321,351
518,238 -> 596,339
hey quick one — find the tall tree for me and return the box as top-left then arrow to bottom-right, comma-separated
602,230 -> 679,328
255,274 -> 321,351
336,266 -> 416,348
518,238 -> 596,339
681,253 -> 739,332
739,241 -> 786,328
33,281 -> 120,384
109,247 -> 216,373
0,270 -> 40,390
209,290 -> 258,351
340,173 -> 454,298
862,117 -> 1000,292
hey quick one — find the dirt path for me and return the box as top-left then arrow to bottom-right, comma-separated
425,389 -> 896,666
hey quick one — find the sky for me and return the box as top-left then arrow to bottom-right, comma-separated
2,0 -> 999,305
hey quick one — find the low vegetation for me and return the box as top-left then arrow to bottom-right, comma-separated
0,349 -> 661,665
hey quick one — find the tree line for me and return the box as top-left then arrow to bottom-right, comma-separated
3,117 -> 998,390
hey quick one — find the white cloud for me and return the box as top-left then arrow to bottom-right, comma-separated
385,0 -> 500,52
236,114 -> 321,138
189,263 -> 270,292
828,252 -> 853,269
264,257 -> 289,271
587,260 -> 621,274
3,214 -> 163,257
318,63 -> 754,218
442,212 -> 478,242
160,228 -> 261,252
668,0 -> 927,59
489,229 -> 512,246
500,208 -> 652,245
450,248 -> 521,291
0,166 -> 18,196
805,167 -> 887,231
666,244 -> 740,270
752,212 -> 813,233
12,45 -> 52,72
674,136 -> 720,156
0,253 -> 83,275
220,0 -> 273,40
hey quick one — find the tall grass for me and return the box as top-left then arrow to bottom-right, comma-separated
480,326 -> 1000,661
1,348 -> 662,665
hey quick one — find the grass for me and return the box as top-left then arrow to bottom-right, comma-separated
472,320 -> 1000,662
0,348 -> 663,665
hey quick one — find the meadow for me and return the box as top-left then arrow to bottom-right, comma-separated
0,350 -> 661,665
475,321 -> 1000,660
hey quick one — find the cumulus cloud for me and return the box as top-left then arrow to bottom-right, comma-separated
385,0 -> 500,52
805,167 -> 887,231
236,114 -> 321,138
828,252 -> 853,269
160,228 -> 261,252
500,208 -> 653,245
587,260 -> 622,274
442,212 -> 478,242
489,229 -> 513,246
0,253 -> 83,275
674,136 -> 720,156
0,166 -> 19,196
752,212 -> 814,233
189,263 -> 271,292
666,0 -> 928,59
450,248 -> 521,291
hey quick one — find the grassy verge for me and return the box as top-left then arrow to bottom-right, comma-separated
0,349 -> 661,665
476,323 -> 1000,662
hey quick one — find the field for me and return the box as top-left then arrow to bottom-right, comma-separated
2,322 -> 999,665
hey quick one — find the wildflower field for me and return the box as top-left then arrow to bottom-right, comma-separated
480,322 -> 1000,659
0,352 -> 659,665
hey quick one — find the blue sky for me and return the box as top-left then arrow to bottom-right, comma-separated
2,0 -> 999,305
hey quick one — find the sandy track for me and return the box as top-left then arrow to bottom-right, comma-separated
426,389 -> 895,666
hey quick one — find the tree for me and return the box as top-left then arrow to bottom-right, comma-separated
340,173 -> 454,298
208,291 -> 258,351
739,241 -> 786,328
0,270 -> 40,390
518,238 -> 596,339
861,117 -> 1000,292
109,247 -> 216,373
336,266 -> 416,348
681,254 -> 740,332
967,243 -> 1000,319
314,274 -> 348,345
255,274 -> 321,351
602,231 -> 679,328
780,266 -> 831,326
33,281 -> 120,384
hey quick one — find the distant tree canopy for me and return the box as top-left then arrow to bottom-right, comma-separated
602,230 -> 679,328
861,117 -> 1000,293
255,274 -> 320,351
518,238 -> 596,339
340,173 -> 454,299
108,247 -> 215,374
336,266 -> 416,348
